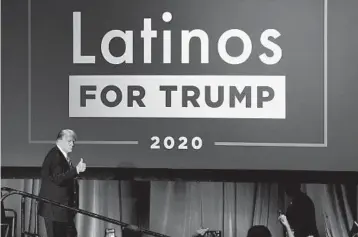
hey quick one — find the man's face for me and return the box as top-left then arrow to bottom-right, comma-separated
60,135 -> 75,153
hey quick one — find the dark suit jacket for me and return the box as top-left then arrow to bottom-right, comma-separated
38,146 -> 79,222
286,192 -> 319,237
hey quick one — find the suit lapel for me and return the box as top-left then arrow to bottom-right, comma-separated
55,146 -> 71,169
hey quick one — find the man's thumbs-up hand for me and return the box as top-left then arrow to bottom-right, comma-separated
76,158 -> 86,173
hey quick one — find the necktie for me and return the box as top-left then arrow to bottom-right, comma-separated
66,157 -> 73,167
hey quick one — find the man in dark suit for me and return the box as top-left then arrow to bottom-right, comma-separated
38,129 -> 86,237
279,183 -> 319,237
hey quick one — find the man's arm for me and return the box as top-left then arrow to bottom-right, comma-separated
279,214 -> 295,237
50,160 -> 78,185
42,153 -> 78,186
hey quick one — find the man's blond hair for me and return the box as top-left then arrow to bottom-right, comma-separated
56,129 -> 77,141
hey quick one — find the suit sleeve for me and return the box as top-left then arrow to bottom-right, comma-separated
42,152 -> 78,186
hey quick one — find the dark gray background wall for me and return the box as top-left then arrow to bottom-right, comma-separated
1,0 -> 358,171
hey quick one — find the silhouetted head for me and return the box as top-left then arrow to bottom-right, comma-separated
283,183 -> 301,197
247,225 -> 271,237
